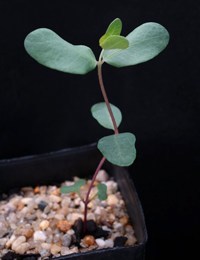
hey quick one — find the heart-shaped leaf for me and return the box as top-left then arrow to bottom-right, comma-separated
91,102 -> 122,130
99,18 -> 122,46
60,179 -> 86,193
97,183 -> 107,201
24,28 -> 97,75
100,35 -> 129,50
102,22 -> 169,67
98,133 -> 136,166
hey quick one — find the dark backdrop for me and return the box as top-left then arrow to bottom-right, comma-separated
0,1 -> 199,259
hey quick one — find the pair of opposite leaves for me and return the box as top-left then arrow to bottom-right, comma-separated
24,18 -> 169,167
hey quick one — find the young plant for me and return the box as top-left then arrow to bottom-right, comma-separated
24,18 -> 169,232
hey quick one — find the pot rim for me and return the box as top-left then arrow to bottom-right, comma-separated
0,143 -> 97,165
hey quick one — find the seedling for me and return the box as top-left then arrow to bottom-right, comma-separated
24,18 -> 169,232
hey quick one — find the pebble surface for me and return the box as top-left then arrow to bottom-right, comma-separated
0,170 -> 137,258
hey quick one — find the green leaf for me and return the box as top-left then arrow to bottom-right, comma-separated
91,102 -> 122,130
99,18 -> 122,46
104,18 -> 122,37
102,22 -> 169,67
61,179 -> 86,193
98,133 -> 136,166
97,183 -> 107,201
24,28 -> 97,75
100,35 -> 129,50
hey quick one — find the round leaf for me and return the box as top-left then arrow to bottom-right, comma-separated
24,28 -> 97,75
91,102 -> 122,130
97,183 -> 107,201
60,179 -> 86,193
100,35 -> 129,50
102,22 -> 169,67
98,133 -> 136,166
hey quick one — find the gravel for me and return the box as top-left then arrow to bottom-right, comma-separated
0,170 -> 137,258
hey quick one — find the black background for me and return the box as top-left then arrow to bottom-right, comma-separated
0,1 -> 199,259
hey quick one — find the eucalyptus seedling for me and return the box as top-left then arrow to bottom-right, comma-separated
24,18 -> 169,232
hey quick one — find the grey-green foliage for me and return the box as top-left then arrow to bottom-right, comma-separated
97,183 -> 107,200
91,102 -> 122,130
24,18 -> 169,168
98,133 -> 136,166
103,22 -> 169,67
60,179 -> 86,193
24,20 -> 169,75
24,28 -> 97,74
60,179 -> 107,201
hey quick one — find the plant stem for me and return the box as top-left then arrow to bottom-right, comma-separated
97,52 -> 119,135
83,52 -> 119,233
83,156 -> 106,233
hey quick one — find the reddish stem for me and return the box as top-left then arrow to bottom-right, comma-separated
83,53 -> 120,233
83,156 -> 106,233
97,60 -> 119,135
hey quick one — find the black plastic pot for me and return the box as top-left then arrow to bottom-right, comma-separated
0,143 -> 147,260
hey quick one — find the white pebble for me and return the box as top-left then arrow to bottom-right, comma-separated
9,196 -> 22,206
67,213 -> 83,223
102,225 -> 112,232
95,238 -> 106,248
126,235 -> 137,245
106,181 -> 118,194
41,242 -> 51,250
5,234 -> 16,248
35,196 -> 47,204
15,242 -> 30,254
125,224 -> 135,234
33,231 -> 47,242
94,206 -> 102,215
95,238 -> 114,248
61,234 -> 72,247
113,222 -> 124,232
108,213 -> 115,223
11,236 -> 26,251
67,246 -> 79,254
19,206 -> 29,215
107,194 -> 119,206
74,197 -> 81,206
54,213 -> 65,220
61,197 -> 71,208
0,226 -> 8,239
47,211 -> 56,218
96,169 -> 109,182
104,239 -> 114,248
43,205 -> 51,214
87,213 -> 96,221
7,212 -> 17,223
67,229 -> 75,236
21,197 -> 33,204
39,248 -> 50,257
39,220 -> 50,230
51,243 -> 61,255
52,202 -> 59,210
111,232 -> 122,240
53,234 -> 61,243
61,247 -> 71,255
0,238 -> 8,249
49,195 -> 61,203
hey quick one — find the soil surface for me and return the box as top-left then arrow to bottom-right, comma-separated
0,170 -> 137,259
